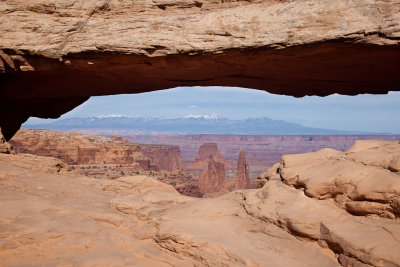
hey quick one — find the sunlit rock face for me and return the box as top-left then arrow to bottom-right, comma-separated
1,0 -> 400,140
278,140 -> 400,220
10,129 -> 149,167
10,129 -> 185,173
139,144 -> 183,173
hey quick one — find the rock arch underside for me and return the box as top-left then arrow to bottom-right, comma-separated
1,0 -> 400,140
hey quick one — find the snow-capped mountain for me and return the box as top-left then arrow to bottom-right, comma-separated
23,115 -> 370,135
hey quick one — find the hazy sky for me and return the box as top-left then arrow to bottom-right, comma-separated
25,86 -> 400,134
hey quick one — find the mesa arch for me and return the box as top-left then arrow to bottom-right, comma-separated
1,0 -> 400,140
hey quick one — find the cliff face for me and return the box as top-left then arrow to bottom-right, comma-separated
198,157 -> 226,194
1,0 -> 400,140
188,143 -> 232,170
139,144 -> 183,173
10,130 -> 184,173
10,130 -> 150,168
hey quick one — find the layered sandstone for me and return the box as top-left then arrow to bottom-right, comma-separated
1,140 -> 400,266
10,129 -> 150,168
188,143 -> 232,170
139,144 -> 183,173
11,129 -> 185,173
1,0 -> 400,140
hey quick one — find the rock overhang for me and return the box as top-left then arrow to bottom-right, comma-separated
1,0 -> 400,140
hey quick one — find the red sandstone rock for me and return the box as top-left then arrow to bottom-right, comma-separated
139,144 -> 183,173
188,143 -> 232,170
130,135 -> 400,180
198,157 -> 226,194
235,150 -> 251,189
11,130 -> 183,173
10,130 -> 150,168
225,150 -> 252,191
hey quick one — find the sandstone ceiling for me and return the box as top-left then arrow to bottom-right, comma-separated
1,0 -> 400,140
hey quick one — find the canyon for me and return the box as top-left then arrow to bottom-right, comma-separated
129,134 -> 400,179
1,133 -> 399,266
9,130 -> 258,197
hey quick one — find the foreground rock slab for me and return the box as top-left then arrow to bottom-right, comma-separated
1,140 -> 400,266
280,140 -> 400,219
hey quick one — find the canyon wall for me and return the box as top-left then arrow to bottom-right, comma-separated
1,0 -> 400,140
10,129 -> 185,176
10,130 -> 149,168
138,144 -> 183,173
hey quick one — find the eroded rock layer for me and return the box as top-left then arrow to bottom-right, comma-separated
188,142 -> 232,170
10,129 -> 150,167
1,0 -> 400,139
139,144 -> 183,173
1,140 -> 400,266
10,129 -> 184,173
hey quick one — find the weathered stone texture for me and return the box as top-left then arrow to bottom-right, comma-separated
1,0 -> 400,140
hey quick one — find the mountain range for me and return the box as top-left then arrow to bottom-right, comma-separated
22,115 -> 376,135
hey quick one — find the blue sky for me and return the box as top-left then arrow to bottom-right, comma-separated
25,86 -> 400,134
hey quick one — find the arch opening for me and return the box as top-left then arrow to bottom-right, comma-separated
1,42 -> 400,140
